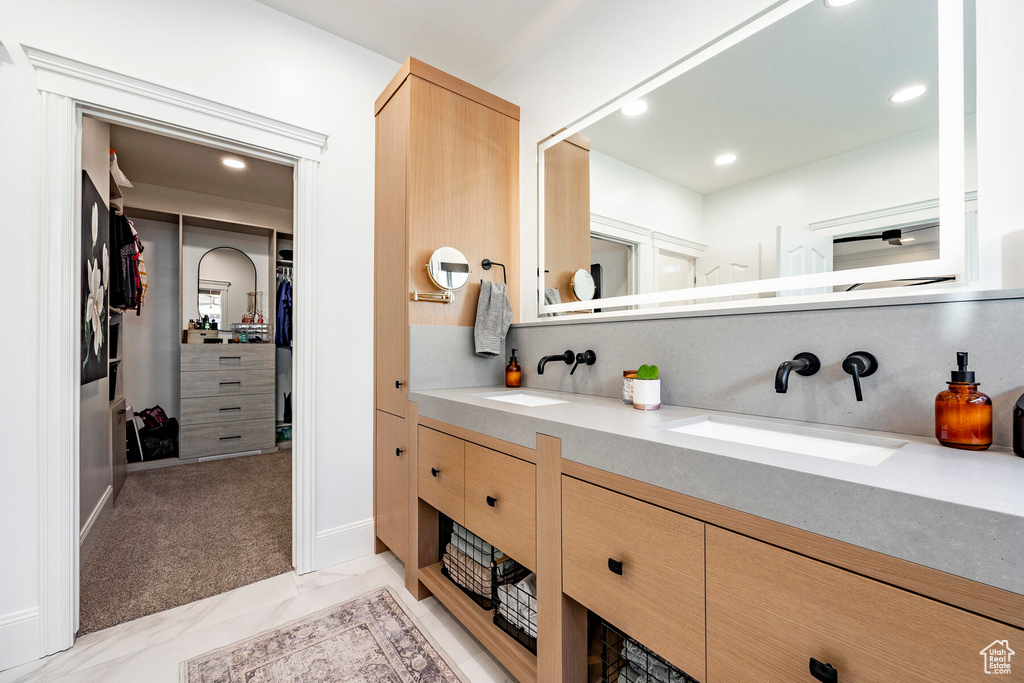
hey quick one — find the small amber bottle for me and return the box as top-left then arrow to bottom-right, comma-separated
935,352 -> 992,450
505,349 -> 522,388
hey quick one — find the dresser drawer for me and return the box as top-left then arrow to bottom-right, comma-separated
180,369 -> 275,398
374,410 -> 408,562
180,343 -> 275,372
464,444 -> 536,569
180,393 -> 275,425
180,418 -> 275,458
562,476 -> 706,681
706,526 -> 1023,682
417,426 -> 465,524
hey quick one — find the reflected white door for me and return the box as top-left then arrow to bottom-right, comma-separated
695,244 -> 761,300
777,224 -> 833,296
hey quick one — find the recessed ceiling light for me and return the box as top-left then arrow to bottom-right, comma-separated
825,0 -> 859,7
889,85 -> 927,103
714,153 -> 737,166
223,158 -> 246,169
621,100 -> 648,116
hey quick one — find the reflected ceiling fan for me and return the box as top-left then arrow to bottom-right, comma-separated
834,228 -> 909,246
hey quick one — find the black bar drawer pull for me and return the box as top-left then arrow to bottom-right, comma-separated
219,356 -> 241,361
219,406 -> 242,412
219,381 -> 242,386
809,658 -> 838,683
116,409 -> 126,415
430,467 -> 440,477
608,558 -> 623,575
220,435 -> 242,441
486,495 -> 497,507
395,380 -> 405,389
395,448 -> 404,457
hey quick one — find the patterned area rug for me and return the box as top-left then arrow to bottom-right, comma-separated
181,586 -> 468,682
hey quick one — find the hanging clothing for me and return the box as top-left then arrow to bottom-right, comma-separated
275,277 -> 292,346
108,209 -> 144,313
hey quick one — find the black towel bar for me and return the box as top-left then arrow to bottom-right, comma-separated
481,258 -> 506,284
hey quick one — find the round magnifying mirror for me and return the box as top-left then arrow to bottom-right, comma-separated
426,247 -> 471,291
570,268 -> 596,301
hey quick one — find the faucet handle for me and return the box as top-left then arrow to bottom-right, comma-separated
570,350 -> 597,375
842,352 -> 878,402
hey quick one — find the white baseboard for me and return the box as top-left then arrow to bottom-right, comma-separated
79,484 -> 113,561
314,518 -> 374,570
0,608 -> 42,672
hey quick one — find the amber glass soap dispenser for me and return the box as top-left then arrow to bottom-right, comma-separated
935,352 -> 992,450
505,349 -> 522,388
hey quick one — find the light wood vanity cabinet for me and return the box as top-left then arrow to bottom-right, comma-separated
465,443 -> 537,570
374,411 -> 408,562
561,476 -> 707,682
706,526 -> 1021,682
417,426 -> 466,524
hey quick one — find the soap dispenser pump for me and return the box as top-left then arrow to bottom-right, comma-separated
935,352 -> 992,450
505,349 -> 522,388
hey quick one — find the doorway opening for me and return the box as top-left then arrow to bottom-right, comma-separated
76,115 -> 297,634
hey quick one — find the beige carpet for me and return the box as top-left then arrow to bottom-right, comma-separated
79,450 -> 292,635
182,587 -> 468,683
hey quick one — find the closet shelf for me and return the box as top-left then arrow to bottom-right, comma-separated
109,357 -> 122,364
276,421 -> 292,427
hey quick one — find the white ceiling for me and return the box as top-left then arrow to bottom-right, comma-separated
252,0 -> 585,85
109,126 -> 294,209
582,0 -> 976,196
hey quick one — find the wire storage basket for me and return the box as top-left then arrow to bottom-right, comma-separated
492,556 -> 537,654
600,619 -> 699,683
439,515 -> 528,610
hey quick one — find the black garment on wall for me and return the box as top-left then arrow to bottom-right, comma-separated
109,209 -> 141,311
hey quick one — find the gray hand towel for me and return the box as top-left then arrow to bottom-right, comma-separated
541,287 -> 564,317
474,281 -> 513,357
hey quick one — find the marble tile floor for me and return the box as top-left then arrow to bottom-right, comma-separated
0,551 -> 515,683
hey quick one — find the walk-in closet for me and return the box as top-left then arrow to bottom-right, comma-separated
77,117 -> 296,634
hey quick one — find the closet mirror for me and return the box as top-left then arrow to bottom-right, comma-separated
539,0 -> 974,316
197,247 -> 257,327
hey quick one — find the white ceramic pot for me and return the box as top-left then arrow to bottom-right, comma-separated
632,379 -> 661,410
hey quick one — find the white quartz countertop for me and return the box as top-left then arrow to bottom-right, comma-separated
410,385 -> 1024,596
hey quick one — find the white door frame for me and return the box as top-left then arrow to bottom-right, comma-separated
28,46 -> 325,655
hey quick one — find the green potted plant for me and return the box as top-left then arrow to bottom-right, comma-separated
633,364 -> 661,410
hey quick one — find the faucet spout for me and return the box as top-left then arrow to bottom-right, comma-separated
538,350 -> 575,375
775,352 -> 821,393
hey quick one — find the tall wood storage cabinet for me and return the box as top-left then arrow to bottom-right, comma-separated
373,58 -> 520,564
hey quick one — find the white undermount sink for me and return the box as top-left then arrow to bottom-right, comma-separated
479,392 -> 568,407
662,415 -> 906,466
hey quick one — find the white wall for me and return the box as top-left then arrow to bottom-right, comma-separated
125,182 -> 292,233
79,117 -> 112,543
590,150 -> 704,241
123,219 -> 180,419
487,0 -> 1019,319
701,119 -> 977,280
0,0 -> 397,669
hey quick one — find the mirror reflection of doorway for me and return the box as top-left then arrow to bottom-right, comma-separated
590,234 -> 636,312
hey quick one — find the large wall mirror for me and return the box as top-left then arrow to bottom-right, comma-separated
539,0 -> 974,316
197,246 -> 258,327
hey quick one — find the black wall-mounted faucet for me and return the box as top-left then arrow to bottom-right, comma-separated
570,350 -> 597,375
842,351 -> 878,401
775,352 -> 821,393
538,350 -> 574,375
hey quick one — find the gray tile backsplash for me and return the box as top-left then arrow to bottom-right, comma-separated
409,325 -> 507,390
407,298 -> 1024,446
508,297 -> 1024,446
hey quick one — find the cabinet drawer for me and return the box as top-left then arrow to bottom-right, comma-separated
181,343 -> 275,371
562,476 -> 706,681
180,369 -> 275,398
464,444 -> 536,569
417,426 -> 465,524
180,418 -> 275,458
375,410 -> 408,562
706,526 -> 1023,682
180,393 -> 274,425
